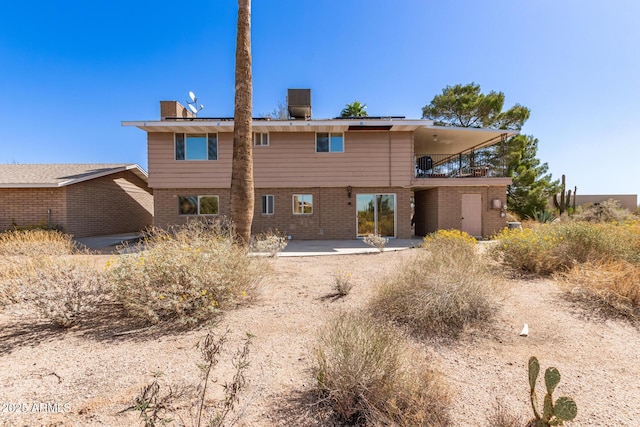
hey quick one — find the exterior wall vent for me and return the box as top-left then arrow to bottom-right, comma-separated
287,89 -> 312,119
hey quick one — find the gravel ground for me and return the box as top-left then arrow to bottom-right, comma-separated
0,249 -> 639,426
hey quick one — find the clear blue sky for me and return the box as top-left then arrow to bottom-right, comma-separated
1,1 -> 638,200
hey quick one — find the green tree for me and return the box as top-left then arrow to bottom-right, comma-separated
507,135 -> 559,217
422,82 -> 529,129
230,0 -> 254,246
422,82 -> 557,218
340,100 -> 368,118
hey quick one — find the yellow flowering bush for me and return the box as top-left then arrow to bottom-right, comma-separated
493,220 -> 640,275
107,221 -> 265,324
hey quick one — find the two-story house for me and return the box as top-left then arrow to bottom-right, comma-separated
123,90 -> 515,240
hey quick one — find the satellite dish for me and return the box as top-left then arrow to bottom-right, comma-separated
186,91 -> 204,117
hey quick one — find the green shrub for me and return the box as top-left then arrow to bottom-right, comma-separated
314,312 -> 451,426
108,222 -> 264,324
0,229 -> 81,256
370,239 -> 498,339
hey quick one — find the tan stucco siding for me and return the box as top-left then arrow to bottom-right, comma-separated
148,130 -> 414,189
147,132 -> 233,188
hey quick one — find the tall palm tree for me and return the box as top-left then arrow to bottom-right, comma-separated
340,100 -> 368,118
230,0 -> 254,246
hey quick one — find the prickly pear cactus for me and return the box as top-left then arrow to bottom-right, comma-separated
527,356 -> 577,426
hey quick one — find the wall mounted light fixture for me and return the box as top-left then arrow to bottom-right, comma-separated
347,186 -> 352,204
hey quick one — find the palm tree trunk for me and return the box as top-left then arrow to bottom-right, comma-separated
230,0 -> 254,246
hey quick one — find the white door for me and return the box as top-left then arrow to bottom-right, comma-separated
461,194 -> 482,237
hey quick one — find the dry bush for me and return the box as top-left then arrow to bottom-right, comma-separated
369,239 -> 499,339
493,221 -> 640,275
486,398 -> 524,427
0,229 -> 82,256
108,222 -> 265,324
250,230 -> 288,258
314,312 -> 451,426
573,199 -> 634,223
363,234 -> 388,252
559,261 -> 640,322
15,258 -> 106,327
331,270 -> 353,297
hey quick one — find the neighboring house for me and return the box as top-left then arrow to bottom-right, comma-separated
0,164 -> 153,237
123,90 -> 516,239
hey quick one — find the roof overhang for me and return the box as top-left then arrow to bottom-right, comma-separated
121,118 -> 432,133
414,125 -> 519,154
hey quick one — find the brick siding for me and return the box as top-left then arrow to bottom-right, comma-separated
0,170 -> 153,237
154,186 -> 413,240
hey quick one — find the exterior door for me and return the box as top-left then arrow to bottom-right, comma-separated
461,193 -> 482,237
356,194 -> 396,238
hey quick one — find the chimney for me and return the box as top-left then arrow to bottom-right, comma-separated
160,101 -> 194,120
287,89 -> 312,119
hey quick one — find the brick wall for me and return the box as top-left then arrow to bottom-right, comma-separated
0,187 -> 67,231
154,186 -> 412,239
65,171 -> 153,237
413,185 -> 507,238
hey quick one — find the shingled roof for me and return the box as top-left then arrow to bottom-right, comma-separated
0,164 -> 148,188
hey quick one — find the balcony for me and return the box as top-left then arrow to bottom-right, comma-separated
414,148 -> 508,179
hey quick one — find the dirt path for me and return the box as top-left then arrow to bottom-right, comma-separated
1,250 -> 639,426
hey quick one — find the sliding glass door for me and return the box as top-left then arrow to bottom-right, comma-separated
356,194 -> 396,238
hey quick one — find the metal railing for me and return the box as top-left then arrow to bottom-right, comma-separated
415,148 -> 507,178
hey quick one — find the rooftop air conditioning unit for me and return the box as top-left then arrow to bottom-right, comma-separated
287,89 -> 312,119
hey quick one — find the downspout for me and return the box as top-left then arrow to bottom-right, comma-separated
388,131 -> 392,186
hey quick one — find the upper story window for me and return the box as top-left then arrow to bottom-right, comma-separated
316,133 -> 344,153
175,133 -> 218,160
253,132 -> 269,146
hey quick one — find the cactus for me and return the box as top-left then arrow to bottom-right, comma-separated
553,175 -> 577,217
527,356 -> 577,426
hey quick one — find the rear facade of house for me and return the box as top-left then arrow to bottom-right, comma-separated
124,91 -> 514,239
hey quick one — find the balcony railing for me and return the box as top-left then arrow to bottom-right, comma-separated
415,149 -> 507,178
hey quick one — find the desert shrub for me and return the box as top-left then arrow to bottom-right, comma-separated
573,199 -> 634,223
423,229 -> 477,254
16,258 -> 106,327
560,261 -> 640,321
363,233 -> 388,252
128,328 -> 252,427
370,238 -> 498,339
314,312 -> 451,426
250,230 -> 288,257
0,229 -> 81,256
526,210 -> 557,224
493,221 -> 640,275
486,398 -> 524,427
108,222 -> 264,324
331,270 -> 353,297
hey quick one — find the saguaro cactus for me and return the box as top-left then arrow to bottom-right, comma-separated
553,175 -> 577,216
527,356 -> 577,426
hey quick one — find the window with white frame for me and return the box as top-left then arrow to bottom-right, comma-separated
253,132 -> 269,146
178,195 -> 219,215
316,132 -> 344,153
292,194 -> 313,214
175,133 -> 218,160
261,195 -> 274,215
